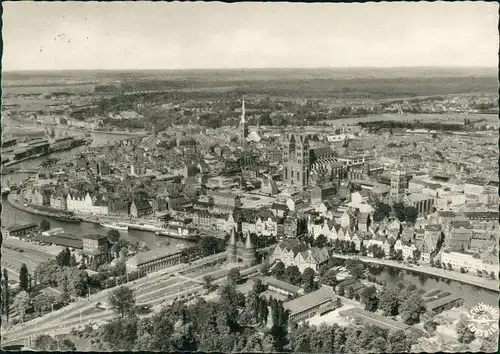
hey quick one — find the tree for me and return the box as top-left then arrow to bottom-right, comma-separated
271,262 -> 285,280
2,269 -> 10,322
109,286 -> 136,318
14,290 -> 31,324
399,291 -> 426,324
387,330 -> 410,353
314,234 -> 328,248
337,284 -> 345,296
456,315 -> 476,344
412,249 -> 421,262
260,262 -> 271,276
350,264 -> 365,279
404,206 -> 419,224
19,263 -> 30,292
345,287 -> 355,299
66,268 -> 89,297
360,286 -> 379,312
69,253 -> 78,267
108,229 -> 121,244
203,275 -> 213,290
252,279 -> 266,294
301,267 -> 317,293
40,219 -> 50,232
283,265 -> 302,286
227,268 -> 241,285
319,269 -> 337,288
373,202 -> 391,222
32,292 -> 52,316
101,316 -> 139,351
480,334 -> 499,352
56,248 -> 71,267
424,320 -> 438,334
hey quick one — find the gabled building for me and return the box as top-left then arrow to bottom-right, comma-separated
130,199 -> 153,218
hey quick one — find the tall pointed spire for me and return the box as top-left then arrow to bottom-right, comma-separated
241,97 -> 246,122
245,231 -> 253,249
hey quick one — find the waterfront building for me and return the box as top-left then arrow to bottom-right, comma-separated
440,251 -> 497,274
125,248 -> 182,275
270,239 -> 329,273
283,286 -> 339,323
33,233 -> 83,249
67,192 -> 109,215
445,220 -> 473,252
339,307 -> 410,332
130,199 -> 153,218
5,223 -> 38,238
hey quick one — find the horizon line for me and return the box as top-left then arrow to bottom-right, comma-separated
3,65 -> 497,73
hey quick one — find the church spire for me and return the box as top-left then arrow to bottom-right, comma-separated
241,97 -> 246,123
239,97 -> 249,146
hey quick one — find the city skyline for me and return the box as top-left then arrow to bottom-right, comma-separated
3,2 -> 498,71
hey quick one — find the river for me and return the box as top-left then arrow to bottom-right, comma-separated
1,129 -> 195,252
367,265 -> 498,309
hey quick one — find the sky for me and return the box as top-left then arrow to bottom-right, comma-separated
2,2 -> 498,70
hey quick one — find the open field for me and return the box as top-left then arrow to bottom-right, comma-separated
3,68 -> 497,99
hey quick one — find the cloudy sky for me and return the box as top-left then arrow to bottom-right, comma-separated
3,2 -> 498,70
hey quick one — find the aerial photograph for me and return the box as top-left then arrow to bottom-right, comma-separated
0,1 -> 498,353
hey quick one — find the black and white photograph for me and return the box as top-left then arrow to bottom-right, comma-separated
0,1 -> 499,352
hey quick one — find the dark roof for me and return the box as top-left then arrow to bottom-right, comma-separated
271,203 -> 288,211
133,199 -> 152,210
465,179 -> 485,186
339,307 -> 410,331
283,286 -> 335,315
425,295 -> 462,311
260,276 -> 302,294
34,235 -> 83,249
451,220 -> 472,229
425,224 -> 442,232
126,248 -> 182,266
6,223 -> 38,232
463,212 -> 499,220
438,211 -> 456,218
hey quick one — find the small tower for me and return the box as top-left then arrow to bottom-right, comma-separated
227,226 -> 238,264
239,98 -> 249,146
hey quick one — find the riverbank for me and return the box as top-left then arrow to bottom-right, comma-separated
331,253 -> 499,292
6,193 -> 197,241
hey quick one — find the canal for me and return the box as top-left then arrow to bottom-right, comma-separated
367,265 -> 498,309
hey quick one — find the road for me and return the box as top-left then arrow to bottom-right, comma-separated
1,252 -> 236,346
331,253 -> 499,292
